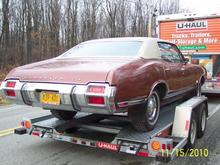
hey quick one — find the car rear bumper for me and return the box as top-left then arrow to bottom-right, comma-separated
0,80 -> 117,114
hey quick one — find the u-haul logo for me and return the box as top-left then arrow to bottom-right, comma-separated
96,142 -> 119,151
176,20 -> 208,31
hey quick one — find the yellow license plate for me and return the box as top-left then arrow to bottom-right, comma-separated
40,92 -> 60,105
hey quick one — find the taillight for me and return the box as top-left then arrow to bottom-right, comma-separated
6,81 -> 16,88
162,144 -> 166,150
5,90 -> 16,97
167,143 -> 173,150
88,86 -> 105,93
5,81 -> 16,97
87,85 -> 106,105
136,151 -> 149,157
88,96 -> 105,105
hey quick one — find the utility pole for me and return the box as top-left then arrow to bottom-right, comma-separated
148,13 -> 152,37
148,7 -> 157,37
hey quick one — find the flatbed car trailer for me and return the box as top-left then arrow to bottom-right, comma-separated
15,96 -> 209,163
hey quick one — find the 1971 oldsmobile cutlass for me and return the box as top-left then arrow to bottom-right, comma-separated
0,37 -> 206,131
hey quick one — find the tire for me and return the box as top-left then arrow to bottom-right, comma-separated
129,90 -> 160,132
185,111 -> 197,149
50,110 -> 77,120
197,104 -> 207,138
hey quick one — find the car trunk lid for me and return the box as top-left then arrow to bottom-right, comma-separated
6,57 -> 135,84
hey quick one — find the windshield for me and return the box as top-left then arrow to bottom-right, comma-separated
60,41 -> 143,58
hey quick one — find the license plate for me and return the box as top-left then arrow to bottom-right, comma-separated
40,92 -> 60,105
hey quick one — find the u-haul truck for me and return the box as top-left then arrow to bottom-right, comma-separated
157,13 -> 220,94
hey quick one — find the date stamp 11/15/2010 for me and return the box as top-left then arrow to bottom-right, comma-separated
161,148 -> 209,157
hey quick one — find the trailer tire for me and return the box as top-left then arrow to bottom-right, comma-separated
197,104 -> 207,138
50,110 -> 77,120
185,111 -> 197,149
129,90 -> 160,132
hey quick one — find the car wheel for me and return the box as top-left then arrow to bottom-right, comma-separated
50,110 -> 77,120
129,90 -> 160,132
185,111 -> 197,149
197,104 -> 207,138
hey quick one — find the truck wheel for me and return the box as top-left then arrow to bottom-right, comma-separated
185,111 -> 197,149
197,104 -> 207,138
129,90 -> 160,132
50,110 -> 77,120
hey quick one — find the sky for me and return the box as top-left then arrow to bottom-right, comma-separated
0,0 -> 220,15
180,0 -> 220,13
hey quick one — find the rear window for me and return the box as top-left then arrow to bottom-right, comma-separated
60,41 -> 143,58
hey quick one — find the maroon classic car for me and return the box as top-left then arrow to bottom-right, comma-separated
0,37 -> 206,131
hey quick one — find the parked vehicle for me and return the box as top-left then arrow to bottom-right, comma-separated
0,37 -> 206,131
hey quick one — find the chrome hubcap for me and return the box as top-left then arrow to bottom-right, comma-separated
190,120 -> 196,144
201,109 -> 206,131
147,94 -> 157,121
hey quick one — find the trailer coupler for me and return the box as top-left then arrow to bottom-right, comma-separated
14,128 -> 27,135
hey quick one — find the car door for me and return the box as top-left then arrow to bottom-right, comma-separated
158,42 -> 185,92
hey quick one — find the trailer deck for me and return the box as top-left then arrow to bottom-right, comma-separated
15,96 -> 208,163
28,100 -> 178,142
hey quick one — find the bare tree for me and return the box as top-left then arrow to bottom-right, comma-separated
105,0 -> 118,37
0,0 -> 184,70
0,0 -> 10,68
65,0 -> 78,47
48,0 -> 61,57
157,0 -> 180,15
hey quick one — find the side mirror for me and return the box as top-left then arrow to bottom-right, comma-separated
183,58 -> 189,64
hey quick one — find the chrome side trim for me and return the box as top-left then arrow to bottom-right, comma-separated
117,98 -> 147,108
164,85 -> 195,100
149,80 -> 169,99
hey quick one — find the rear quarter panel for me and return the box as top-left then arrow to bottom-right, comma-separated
106,58 -> 166,102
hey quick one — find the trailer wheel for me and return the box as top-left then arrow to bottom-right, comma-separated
50,110 -> 77,120
129,90 -> 160,132
197,104 -> 207,138
185,111 -> 197,149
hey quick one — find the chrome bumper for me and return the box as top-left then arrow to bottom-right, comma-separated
0,80 -> 116,114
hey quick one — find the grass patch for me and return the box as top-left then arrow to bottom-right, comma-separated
0,65 -> 17,105
0,95 -> 10,105
0,65 -> 18,81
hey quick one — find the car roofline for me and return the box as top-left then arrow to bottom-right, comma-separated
60,37 -> 173,59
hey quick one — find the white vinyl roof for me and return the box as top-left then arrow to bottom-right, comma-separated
84,37 -> 168,59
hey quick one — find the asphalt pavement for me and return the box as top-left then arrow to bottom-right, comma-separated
0,96 -> 219,165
